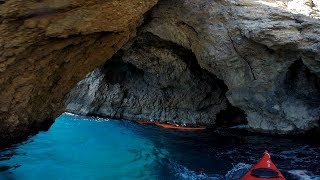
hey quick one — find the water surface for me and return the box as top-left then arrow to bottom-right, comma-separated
0,113 -> 319,179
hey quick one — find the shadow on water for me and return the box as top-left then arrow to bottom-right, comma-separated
121,119 -> 320,179
138,123 -> 320,178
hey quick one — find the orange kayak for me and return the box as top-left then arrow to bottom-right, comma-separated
241,151 -> 286,180
154,123 -> 206,130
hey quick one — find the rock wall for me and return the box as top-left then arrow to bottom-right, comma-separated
66,33 -> 229,125
0,0 -> 157,145
67,0 -> 320,133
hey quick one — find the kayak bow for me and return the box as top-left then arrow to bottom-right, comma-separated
241,151 -> 286,180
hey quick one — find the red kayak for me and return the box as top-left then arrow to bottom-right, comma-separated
241,151 -> 286,180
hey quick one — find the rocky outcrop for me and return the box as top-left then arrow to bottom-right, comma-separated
0,0 -> 157,145
66,34 -> 229,125
67,0 -> 320,133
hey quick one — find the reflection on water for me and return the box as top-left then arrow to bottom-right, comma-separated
0,113 -> 319,180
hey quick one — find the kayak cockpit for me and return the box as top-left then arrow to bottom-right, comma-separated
251,168 -> 279,178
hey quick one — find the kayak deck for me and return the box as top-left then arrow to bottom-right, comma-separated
241,151 -> 286,180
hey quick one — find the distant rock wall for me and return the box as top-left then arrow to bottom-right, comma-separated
67,0 -> 320,133
66,34 -> 229,125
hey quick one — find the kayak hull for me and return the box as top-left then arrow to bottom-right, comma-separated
241,152 -> 286,180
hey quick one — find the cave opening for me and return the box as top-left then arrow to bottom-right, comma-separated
284,60 -> 320,102
281,59 -> 320,132
65,32 -> 247,127
215,104 -> 248,128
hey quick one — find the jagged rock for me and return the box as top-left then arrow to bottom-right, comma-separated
0,0 -> 157,145
66,34 -> 229,125
67,0 -> 320,133
150,0 -> 320,133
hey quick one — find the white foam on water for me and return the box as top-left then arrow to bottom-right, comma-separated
64,112 -> 80,117
225,163 -> 251,180
62,112 -> 110,122
229,125 -> 250,129
288,170 -> 320,180
170,162 -> 222,180
170,162 -> 253,180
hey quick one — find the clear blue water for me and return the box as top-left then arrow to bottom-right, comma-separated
1,113 -> 320,180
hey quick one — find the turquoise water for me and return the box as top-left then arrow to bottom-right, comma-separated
1,113 -> 320,179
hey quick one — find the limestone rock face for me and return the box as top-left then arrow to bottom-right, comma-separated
66,34 -> 229,125
0,0 -> 157,144
67,0 -> 320,133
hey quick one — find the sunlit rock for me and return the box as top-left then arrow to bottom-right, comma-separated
0,0 -> 158,144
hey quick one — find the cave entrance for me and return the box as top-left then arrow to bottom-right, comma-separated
282,60 -> 320,131
215,105 -> 247,128
65,33 -> 247,127
284,60 -> 320,103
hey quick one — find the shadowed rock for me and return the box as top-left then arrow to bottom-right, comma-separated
66,33 -> 229,125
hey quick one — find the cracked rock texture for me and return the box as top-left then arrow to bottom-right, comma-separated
0,0 -> 157,145
67,0 -> 320,133
66,34 -> 229,125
